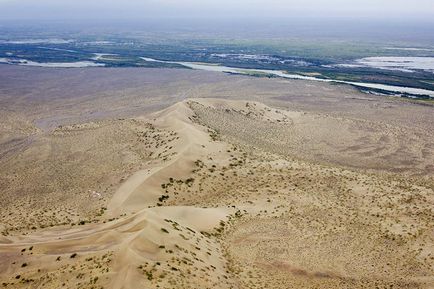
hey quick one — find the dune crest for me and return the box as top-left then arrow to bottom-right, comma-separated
0,100 -> 236,289
1,98 -> 433,289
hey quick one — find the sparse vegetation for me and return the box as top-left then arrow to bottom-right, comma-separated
1,75 -> 433,289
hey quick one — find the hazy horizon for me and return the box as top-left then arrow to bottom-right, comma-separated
1,0 -> 434,21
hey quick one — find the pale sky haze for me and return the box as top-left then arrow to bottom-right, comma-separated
0,0 -> 433,20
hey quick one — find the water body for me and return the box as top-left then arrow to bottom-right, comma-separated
356,57 -> 434,73
92,53 -> 118,60
141,57 -> 434,98
384,47 -> 434,52
333,57 -> 434,73
0,38 -> 73,44
37,47 -> 79,53
0,58 -> 104,68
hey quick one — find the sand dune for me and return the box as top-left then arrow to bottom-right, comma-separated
109,101 -> 229,215
1,95 -> 433,289
0,206 -> 231,288
0,100 -> 236,289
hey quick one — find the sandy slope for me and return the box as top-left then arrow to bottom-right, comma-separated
1,98 -> 433,289
0,206 -> 232,289
108,101 -> 228,215
0,100 -> 236,289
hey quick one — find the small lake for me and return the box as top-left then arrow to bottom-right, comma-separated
0,58 -> 105,68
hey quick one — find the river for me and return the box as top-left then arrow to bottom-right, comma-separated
141,57 -> 434,98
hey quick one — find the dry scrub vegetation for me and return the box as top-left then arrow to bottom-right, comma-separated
0,119 -> 178,235
0,67 -> 433,289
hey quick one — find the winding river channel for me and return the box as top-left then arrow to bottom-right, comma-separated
142,57 -> 434,98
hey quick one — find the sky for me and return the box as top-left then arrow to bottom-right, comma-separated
0,0 -> 434,21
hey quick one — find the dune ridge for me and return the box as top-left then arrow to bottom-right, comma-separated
0,100 -> 236,289
1,98 -> 433,289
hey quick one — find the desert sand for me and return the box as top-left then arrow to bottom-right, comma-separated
0,65 -> 433,288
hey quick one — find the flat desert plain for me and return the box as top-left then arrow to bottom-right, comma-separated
0,65 -> 433,289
